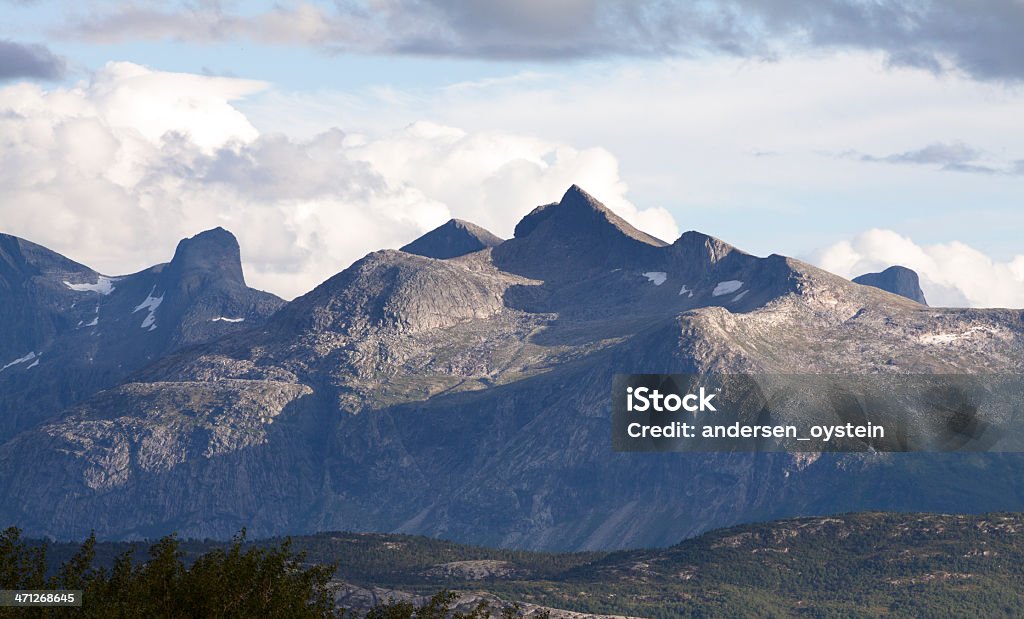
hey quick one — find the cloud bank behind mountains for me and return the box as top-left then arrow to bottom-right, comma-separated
0,62 -> 676,299
817,229 -> 1024,308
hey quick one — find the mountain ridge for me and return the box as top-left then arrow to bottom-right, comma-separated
0,186 -> 1021,550
0,228 -> 284,441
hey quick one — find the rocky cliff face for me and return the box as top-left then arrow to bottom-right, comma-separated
0,228 -> 283,441
1,187 -> 1022,550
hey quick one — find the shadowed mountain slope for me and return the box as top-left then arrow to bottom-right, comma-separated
0,228 -> 283,441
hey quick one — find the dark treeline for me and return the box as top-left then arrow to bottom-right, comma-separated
1,527 -> 542,618
1,526 -> 335,617
8,513 -> 1024,617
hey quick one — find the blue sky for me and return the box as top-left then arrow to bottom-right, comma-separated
1,0 -> 1023,306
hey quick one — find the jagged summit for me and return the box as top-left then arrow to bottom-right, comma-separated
493,185 -> 667,279
401,219 -> 503,260
490,186 -> 802,310
854,265 -> 928,305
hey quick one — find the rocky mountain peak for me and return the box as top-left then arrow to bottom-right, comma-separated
494,185 -> 668,279
400,219 -> 503,260
513,185 -> 667,248
670,231 -> 743,267
155,227 -> 282,346
165,227 -> 245,289
272,249 -> 506,338
853,265 -> 928,305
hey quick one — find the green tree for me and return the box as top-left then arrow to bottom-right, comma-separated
0,527 -> 47,591
1,527 -> 339,618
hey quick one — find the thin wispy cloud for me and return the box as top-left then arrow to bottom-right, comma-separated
861,142 -> 983,166
54,0 -> 1024,82
848,142 -> 1020,175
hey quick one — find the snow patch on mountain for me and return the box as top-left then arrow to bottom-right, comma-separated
1,352 -> 37,372
713,280 -> 743,296
80,306 -> 100,328
679,284 -> 693,297
643,272 -> 667,286
133,287 -> 165,330
64,276 -> 117,295
211,316 -> 245,323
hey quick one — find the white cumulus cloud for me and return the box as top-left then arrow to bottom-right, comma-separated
816,229 -> 1024,308
0,63 -> 675,299
345,121 -> 679,243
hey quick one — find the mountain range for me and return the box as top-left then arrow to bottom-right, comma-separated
0,228 -> 283,442
1,185 -> 1022,550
